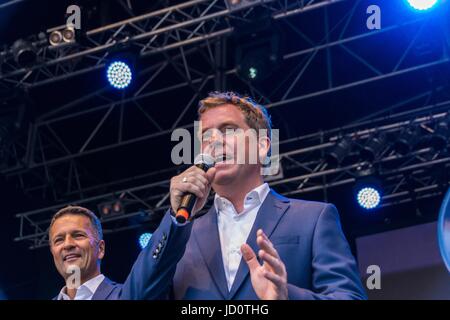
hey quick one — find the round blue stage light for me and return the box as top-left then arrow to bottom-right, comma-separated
106,61 -> 132,89
138,232 -> 152,249
357,187 -> 381,210
406,0 -> 438,11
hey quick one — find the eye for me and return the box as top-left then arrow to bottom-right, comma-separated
73,233 -> 86,239
53,237 -> 63,245
222,127 -> 238,136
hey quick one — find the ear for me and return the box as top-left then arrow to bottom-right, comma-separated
98,240 -> 105,260
258,135 -> 271,165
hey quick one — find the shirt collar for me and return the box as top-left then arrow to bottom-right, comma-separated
214,183 -> 270,215
57,274 -> 105,300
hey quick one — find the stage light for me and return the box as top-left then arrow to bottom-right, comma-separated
106,61 -> 132,89
235,20 -> 281,82
394,126 -> 420,155
360,132 -> 388,162
406,0 -> 439,11
48,26 -> 76,47
356,186 -> 382,210
139,232 -> 152,249
248,67 -> 258,79
325,136 -> 353,167
49,30 -> 63,46
62,27 -> 76,43
98,200 -> 124,218
429,118 -> 449,150
353,166 -> 382,210
11,39 -> 37,67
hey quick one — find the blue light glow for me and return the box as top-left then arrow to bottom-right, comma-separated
357,187 -> 381,210
138,232 -> 152,249
406,0 -> 438,11
106,61 -> 132,89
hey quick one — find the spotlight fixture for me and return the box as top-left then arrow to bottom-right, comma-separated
394,126 -> 420,155
353,165 -> 383,210
11,39 -> 37,67
429,117 -> 449,150
235,19 -> 282,82
356,186 -> 382,210
325,136 -> 353,167
98,200 -> 125,218
406,0 -> 439,11
360,132 -> 388,162
106,61 -> 133,89
62,27 -> 76,43
48,26 -> 77,47
49,30 -> 63,46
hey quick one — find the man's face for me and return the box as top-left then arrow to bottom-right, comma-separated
49,214 -> 104,281
199,104 -> 269,186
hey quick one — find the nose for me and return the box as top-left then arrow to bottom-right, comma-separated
203,130 -> 224,154
62,235 -> 76,250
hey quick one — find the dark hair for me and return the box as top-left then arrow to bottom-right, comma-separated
49,205 -> 103,242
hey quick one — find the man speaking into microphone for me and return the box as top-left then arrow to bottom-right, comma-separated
159,91 -> 366,299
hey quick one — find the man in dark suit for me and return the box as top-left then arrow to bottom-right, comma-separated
49,205 -> 192,300
159,91 -> 367,299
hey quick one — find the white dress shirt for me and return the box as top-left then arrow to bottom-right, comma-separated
215,183 -> 270,291
57,274 -> 105,300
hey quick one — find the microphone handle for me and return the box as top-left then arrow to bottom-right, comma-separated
175,163 -> 210,223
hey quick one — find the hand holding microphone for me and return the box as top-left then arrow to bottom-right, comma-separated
170,154 -> 216,223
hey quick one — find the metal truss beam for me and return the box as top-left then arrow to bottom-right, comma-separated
14,98 -> 450,249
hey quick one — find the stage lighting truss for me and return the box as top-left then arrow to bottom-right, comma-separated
4,0 -> 450,248
13,101 -> 450,249
3,0 -> 441,89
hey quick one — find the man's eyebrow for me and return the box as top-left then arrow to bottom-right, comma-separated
52,229 -> 87,238
201,122 -> 239,134
52,232 -> 64,239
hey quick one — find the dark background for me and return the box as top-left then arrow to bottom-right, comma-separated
0,0 -> 449,299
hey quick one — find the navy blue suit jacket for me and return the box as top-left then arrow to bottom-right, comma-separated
166,190 -> 367,300
53,212 -> 193,300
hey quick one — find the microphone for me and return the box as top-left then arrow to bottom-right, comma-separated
175,153 -> 216,223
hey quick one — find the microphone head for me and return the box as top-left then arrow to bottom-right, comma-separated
194,153 -> 215,169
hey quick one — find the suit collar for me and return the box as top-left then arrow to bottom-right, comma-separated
91,277 -> 117,300
194,208 -> 229,299
228,190 -> 290,299
194,189 -> 290,300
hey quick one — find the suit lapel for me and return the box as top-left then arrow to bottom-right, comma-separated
91,277 -> 116,300
193,206 -> 229,299
227,190 -> 290,299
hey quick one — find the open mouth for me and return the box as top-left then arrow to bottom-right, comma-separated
63,254 -> 81,262
215,154 -> 234,164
